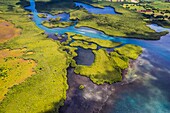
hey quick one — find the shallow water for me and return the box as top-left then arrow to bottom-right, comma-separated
74,48 -> 94,66
26,0 -> 170,112
75,2 -> 118,14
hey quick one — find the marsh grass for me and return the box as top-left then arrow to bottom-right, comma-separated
72,33 -> 121,48
115,44 -> 143,59
42,20 -> 74,28
74,49 -> 122,85
0,0 -> 144,112
0,0 -> 70,112
74,44 -> 142,85
70,40 -> 97,50
0,49 -> 36,101
70,2 -> 168,39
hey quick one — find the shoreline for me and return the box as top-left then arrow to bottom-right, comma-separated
75,25 -> 168,40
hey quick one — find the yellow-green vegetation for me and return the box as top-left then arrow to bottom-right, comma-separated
42,20 -> 74,28
151,1 -> 170,10
91,4 -> 104,8
0,0 -> 145,112
115,44 -> 143,60
110,51 -> 129,69
70,40 -> 97,50
37,13 -> 47,18
0,19 -> 21,43
0,0 -> 70,112
74,43 -> 142,84
122,4 -> 145,11
79,85 -> 85,90
74,49 -> 122,85
61,32 -> 74,45
60,46 -> 78,67
71,34 -> 121,48
0,49 -> 36,101
41,17 -> 74,28
70,2 -> 168,39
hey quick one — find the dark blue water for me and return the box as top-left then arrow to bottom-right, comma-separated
75,2 -> 118,14
26,0 -> 170,112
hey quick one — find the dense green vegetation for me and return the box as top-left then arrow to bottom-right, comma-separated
61,32 -> 74,45
110,51 -> 129,69
20,0 -> 169,39
60,45 -> 78,67
115,44 -> 143,59
0,67 -> 8,77
122,1 -> 170,28
0,0 -> 70,112
19,0 -> 168,39
74,49 -> 122,84
70,40 -> 98,49
70,5 -> 168,39
0,49 -> 36,101
79,84 -> 85,89
41,17 -> 74,28
0,0 -> 154,112
42,20 -> 74,28
71,34 -> 121,48
74,45 -> 142,84
37,13 -> 47,18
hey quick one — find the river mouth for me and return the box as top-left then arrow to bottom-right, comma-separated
24,0 -> 170,113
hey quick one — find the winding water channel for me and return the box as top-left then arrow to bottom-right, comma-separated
26,0 -> 170,112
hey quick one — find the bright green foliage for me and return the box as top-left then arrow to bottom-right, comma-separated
37,13 -> 47,18
0,1 -> 69,112
70,40 -> 97,49
110,52 -> 129,69
0,0 -> 144,112
42,20 -> 74,28
0,67 -> 8,77
42,17 -> 72,28
71,34 -> 121,48
74,49 -> 122,85
61,32 -> 74,45
60,46 -> 78,67
122,1 -> 170,28
70,2 -> 167,39
151,1 -> 170,10
79,85 -> 85,90
55,33 -> 58,36
115,44 -> 143,59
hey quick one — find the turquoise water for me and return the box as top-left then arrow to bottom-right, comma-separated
26,0 -> 170,112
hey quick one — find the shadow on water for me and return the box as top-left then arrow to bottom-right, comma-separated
19,0 -> 76,13
19,0 -> 106,14
74,47 -> 95,66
